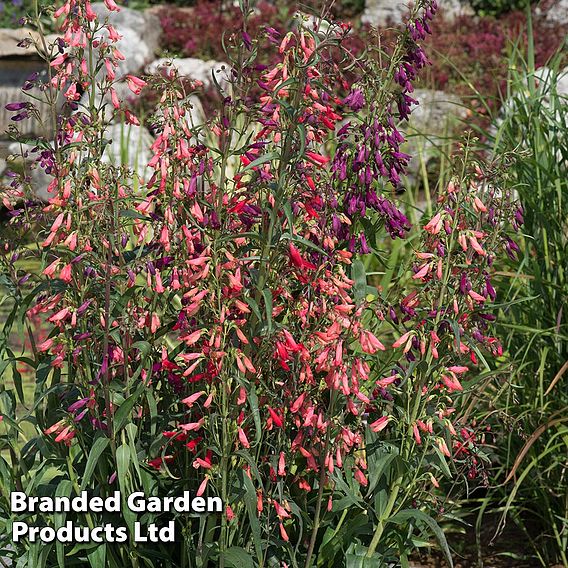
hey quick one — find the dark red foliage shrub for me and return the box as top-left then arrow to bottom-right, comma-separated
156,1 -> 566,123
158,0 -> 288,62
420,9 -> 568,115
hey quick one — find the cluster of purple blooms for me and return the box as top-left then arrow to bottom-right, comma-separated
0,0 -> 25,27
328,0 -> 439,251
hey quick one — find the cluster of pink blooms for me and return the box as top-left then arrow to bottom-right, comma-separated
2,0 -> 518,549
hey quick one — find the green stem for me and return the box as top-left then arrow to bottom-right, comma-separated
304,391 -> 337,568
366,474 -> 404,558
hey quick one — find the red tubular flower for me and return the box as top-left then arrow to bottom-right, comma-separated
288,243 -> 316,271
305,151 -> 330,166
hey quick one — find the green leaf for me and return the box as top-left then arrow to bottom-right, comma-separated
365,453 -> 397,498
222,547 -> 255,568
246,383 -> 262,445
87,543 -> 107,568
54,480 -> 72,568
113,382 -> 145,433
81,437 -> 109,490
245,297 -> 262,323
240,470 -> 263,566
119,209 -> 151,221
345,543 -> 384,568
297,123 -> 306,156
116,444 -> 131,485
241,152 -> 277,172
388,509 -> 454,568
352,260 -> 367,301
261,289 -> 273,334
280,232 -> 326,255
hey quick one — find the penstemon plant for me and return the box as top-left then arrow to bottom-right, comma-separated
0,0 -> 521,567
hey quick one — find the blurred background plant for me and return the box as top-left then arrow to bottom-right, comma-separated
0,0 -> 27,28
470,27 -> 568,566
402,12 -> 568,566
469,0 -> 535,17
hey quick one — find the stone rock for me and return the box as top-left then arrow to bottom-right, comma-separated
100,122 -> 155,182
77,78 -> 142,123
409,88 -> 467,133
557,66 -> 568,96
0,30 -> 59,139
151,94 -> 206,135
146,57 -> 230,93
361,0 -> 473,27
0,84 -> 54,139
543,0 -> 568,25
183,95 -> 206,128
28,164 -> 54,202
402,88 -> 467,179
7,122 -> 155,201
0,28 -> 59,58
90,4 -> 160,76
493,65 -> 568,137
534,65 -> 568,96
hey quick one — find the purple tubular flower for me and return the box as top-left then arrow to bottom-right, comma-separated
5,102 -> 28,111
67,398 -> 89,413
485,277 -> 496,301
74,409 -> 88,422
17,273 -> 31,286
342,89 -> 365,112
242,31 -> 252,51
265,26 -> 280,44
11,112 -> 29,121
360,233 -> 371,254
73,332 -> 91,341
76,299 -> 92,316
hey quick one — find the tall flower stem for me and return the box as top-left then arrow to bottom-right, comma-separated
304,390 -> 337,568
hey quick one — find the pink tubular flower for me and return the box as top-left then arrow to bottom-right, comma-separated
182,391 -> 204,407
44,419 -> 65,435
278,452 -> 286,476
37,338 -> 55,352
193,458 -> 212,470
290,392 -> 306,413
438,438 -> 451,457
448,366 -> 469,374
289,243 -> 317,270
43,258 -> 60,277
238,427 -> 250,449
469,235 -> 486,256
441,374 -> 463,392
359,330 -> 386,354
180,419 -> 204,431
369,415 -> 390,433
50,54 -> 66,67
392,330 -> 412,349
196,477 -> 209,497
273,500 -> 291,519
413,423 -> 422,445
354,467 -> 368,486
424,212 -> 442,235
48,307 -> 70,323
124,110 -> 140,126
412,263 -> 431,280
104,0 -> 120,11
125,75 -> 147,95
468,290 -> 486,303
473,196 -> 487,212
